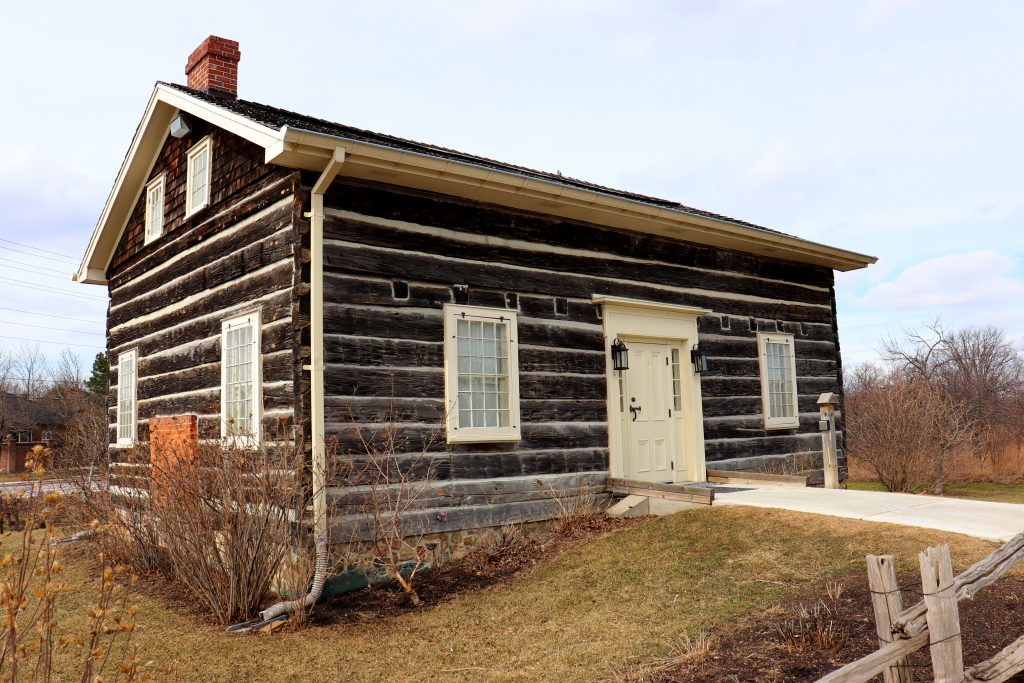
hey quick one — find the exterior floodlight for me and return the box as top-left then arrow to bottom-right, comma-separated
170,113 -> 191,139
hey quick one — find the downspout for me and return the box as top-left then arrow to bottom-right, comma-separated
241,147 -> 346,627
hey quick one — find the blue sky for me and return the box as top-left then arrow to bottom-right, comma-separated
2,0 -> 1022,372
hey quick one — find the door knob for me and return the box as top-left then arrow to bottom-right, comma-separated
629,405 -> 642,421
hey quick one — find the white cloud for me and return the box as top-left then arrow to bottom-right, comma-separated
860,251 -> 1024,312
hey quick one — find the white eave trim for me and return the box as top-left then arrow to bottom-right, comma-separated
268,126 -> 877,273
77,87 -> 876,286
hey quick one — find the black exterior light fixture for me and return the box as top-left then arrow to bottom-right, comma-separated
611,338 -> 629,371
691,345 -> 709,374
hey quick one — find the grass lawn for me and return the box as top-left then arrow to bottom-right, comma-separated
848,481 -> 1024,503
32,507 -> 1014,682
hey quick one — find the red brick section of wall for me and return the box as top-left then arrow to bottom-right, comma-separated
185,36 -> 240,98
149,415 -> 198,499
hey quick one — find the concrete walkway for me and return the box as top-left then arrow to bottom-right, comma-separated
713,485 -> 1024,542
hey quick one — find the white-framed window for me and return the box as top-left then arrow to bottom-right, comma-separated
116,349 -> 138,446
16,431 -> 31,444
143,174 -> 165,244
443,304 -> 520,444
757,332 -> 799,429
221,311 -> 262,444
41,431 -> 53,441
185,136 -> 212,217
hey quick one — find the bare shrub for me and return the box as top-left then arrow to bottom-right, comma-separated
845,366 -> 974,493
341,419 -> 443,607
0,445 -> 161,682
148,439 -> 308,625
612,630 -> 716,682
775,581 -> 849,653
464,523 -> 535,574
548,484 -> 605,536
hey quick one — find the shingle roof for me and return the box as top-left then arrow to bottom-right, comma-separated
0,394 -> 61,427
163,82 -> 792,238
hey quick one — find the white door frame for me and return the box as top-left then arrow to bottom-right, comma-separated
594,295 -> 709,483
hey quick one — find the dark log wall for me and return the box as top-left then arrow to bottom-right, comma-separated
319,178 -> 844,489
104,128 -> 303,446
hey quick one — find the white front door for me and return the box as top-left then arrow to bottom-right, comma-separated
622,341 -> 680,483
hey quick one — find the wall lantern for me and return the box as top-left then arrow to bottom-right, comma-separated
170,113 -> 192,139
691,345 -> 709,374
611,338 -> 629,371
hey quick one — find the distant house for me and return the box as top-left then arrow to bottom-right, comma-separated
0,394 -> 62,473
75,37 -> 875,539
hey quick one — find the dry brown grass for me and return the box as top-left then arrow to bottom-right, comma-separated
35,507 -> 1017,682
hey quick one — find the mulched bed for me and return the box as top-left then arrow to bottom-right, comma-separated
313,515 -> 644,625
657,572 -> 1024,682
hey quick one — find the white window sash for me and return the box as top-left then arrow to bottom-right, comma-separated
144,174 -> 165,244
116,349 -> 137,447
443,304 -> 521,444
185,136 -> 212,217
220,311 -> 262,445
757,332 -> 799,430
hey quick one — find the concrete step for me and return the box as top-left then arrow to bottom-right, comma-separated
607,494 -> 649,518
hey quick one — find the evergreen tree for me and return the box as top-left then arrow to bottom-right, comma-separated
84,353 -> 109,397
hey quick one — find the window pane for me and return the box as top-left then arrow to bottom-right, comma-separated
765,340 -> 795,419
224,320 -> 256,438
454,315 -> 512,432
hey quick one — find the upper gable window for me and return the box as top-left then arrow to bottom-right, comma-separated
144,174 -> 165,245
185,136 -> 213,217
757,332 -> 799,430
443,304 -> 521,444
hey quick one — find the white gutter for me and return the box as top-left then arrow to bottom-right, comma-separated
252,146 -> 345,625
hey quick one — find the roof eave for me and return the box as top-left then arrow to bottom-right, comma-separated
75,84 -> 282,285
269,125 -> 877,272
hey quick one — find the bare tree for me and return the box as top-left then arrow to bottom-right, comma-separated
0,349 -> 32,441
845,365 -> 975,494
13,343 -> 49,399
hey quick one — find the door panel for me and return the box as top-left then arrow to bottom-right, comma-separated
623,342 -> 678,482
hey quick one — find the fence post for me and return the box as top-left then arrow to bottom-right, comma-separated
866,555 -> 913,683
919,545 -> 964,683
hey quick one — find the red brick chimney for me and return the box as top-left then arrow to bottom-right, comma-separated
185,36 -> 240,99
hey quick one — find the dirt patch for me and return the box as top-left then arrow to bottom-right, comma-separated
313,515 -> 646,625
649,572 -> 1024,682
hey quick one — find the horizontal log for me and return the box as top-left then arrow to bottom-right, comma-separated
110,203 -> 294,310
330,496 -> 605,541
704,433 -> 822,462
702,356 -> 837,379
111,174 -> 294,287
136,353 -> 292,401
327,421 -> 608,455
137,382 -> 294,419
328,471 -> 608,512
108,290 -> 293,358
698,315 -> 837,343
702,414 -> 824,440
324,179 -> 830,287
323,213 -> 832,306
138,323 -> 292,377
699,376 -> 840,399
699,336 -> 837,362
327,447 -> 609,483
702,394 -> 824,418
324,242 -> 834,323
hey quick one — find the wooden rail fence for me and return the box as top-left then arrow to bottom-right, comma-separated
817,531 -> 1024,682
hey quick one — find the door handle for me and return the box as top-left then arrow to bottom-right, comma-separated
629,405 -> 642,422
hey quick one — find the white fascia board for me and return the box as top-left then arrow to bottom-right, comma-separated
75,85 -> 283,285
271,127 -> 877,272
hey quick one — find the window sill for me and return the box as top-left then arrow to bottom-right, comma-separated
446,429 -> 520,445
184,201 -> 209,220
763,420 -> 800,431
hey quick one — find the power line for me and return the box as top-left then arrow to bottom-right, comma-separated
0,308 -> 103,326
0,335 -> 104,350
0,238 -> 80,263
0,279 -> 106,301
0,258 -> 72,277
0,263 -> 79,282
0,320 -> 104,336
1,245 -> 81,266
